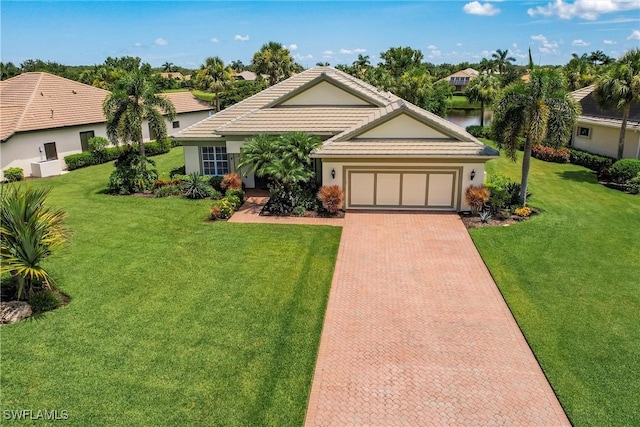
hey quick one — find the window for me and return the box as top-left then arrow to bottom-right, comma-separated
172,121 -> 180,129
79,130 -> 95,152
202,146 -> 229,176
577,126 -> 591,138
44,142 -> 58,161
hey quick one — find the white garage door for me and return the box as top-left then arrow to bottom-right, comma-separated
346,168 -> 460,210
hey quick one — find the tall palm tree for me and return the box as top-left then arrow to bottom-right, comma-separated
465,73 -> 501,126
479,58 -> 495,74
103,69 -> 176,163
352,54 -> 370,79
491,63 -> 580,204
162,62 -> 176,72
491,49 -> 516,74
251,41 -> 293,86
593,48 -> 640,159
0,185 -> 66,300
194,56 -> 233,112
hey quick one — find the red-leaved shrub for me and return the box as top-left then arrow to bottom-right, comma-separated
317,185 -> 344,214
221,173 -> 242,191
532,145 -> 570,163
464,185 -> 490,214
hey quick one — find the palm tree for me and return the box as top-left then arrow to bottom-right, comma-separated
589,50 -> 614,66
194,56 -> 233,112
237,134 -> 280,178
102,69 -> 176,163
491,49 -> 516,74
251,41 -> 293,86
479,58 -> 495,74
465,73 -> 501,126
230,60 -> 245,72
491,62 -> 580,204
278,132 -> 322,169
352,54 -> 370,79
593,48 -> 640,159
162,62 -> 176,72
0,185 -> 66,300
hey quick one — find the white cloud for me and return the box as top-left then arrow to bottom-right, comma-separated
512,43 -> 518,48
211,38 -> 219,43
134,42 -> 141,47
353,48 -> 367,53
457,43 -> 463,47
427,44 -> 438,50
463,1 -> 501,16
531,34 -> 560,54
528,0 -> 640,21
340,48 -> 352,54
323,50 -> 334,55
603,39 -> 617,44
295,53 -> 313,60
572,39 -> 590,46
288,44 -> 298,51
234,34 -> 250,42
154,38 -> 167,46
428,49 -> 442,57
628,30 -> 640,40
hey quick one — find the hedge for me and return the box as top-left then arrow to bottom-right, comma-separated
64,139 -> 171,171
569,148 -> 615,172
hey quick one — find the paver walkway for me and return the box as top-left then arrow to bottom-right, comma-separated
305,212 -> 570,426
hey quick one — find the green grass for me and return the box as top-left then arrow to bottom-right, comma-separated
1,148 -> 342,426
192,89 -> 215,104
446,95 -> 480,110
471,142 -> 640,426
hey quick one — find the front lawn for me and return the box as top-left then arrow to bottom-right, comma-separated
471,145 -> 640,426
1,148 -> 342,426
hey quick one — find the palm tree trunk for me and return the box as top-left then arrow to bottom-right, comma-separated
215,91 -> 220,112
139,135 -> 146,171
520,136 -> 532,205
618,103 -> 630,160
480,101 -> 485,127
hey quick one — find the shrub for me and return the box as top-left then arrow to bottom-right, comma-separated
88,136 -> 109,152
465,125 -> 489,138
317,185 -> 344,214
209,176 -> 223,192
65,152 -> 96,170
628,173 -> 640,195
292,205 -> 306,216
182,172 -> 213,199
479,210 -> 492,223
144,139 -> 172,156
608,159 -> 640,184
569,148 -> 614,172
3,167 -> 24,182
29,289 -> 62,314
210,199 -> 234,219
225,195 -> 242,211
210,189 -> 223,200
107,147 -> 158,195
464,185 -> 490,215
225,189 -> 244,205
154,184 -> 182,198
485,174 -> 529,211
514,207 -> 532,217
263,185 -> 297,215
532,145 -> 570,163
221,173 -> 242,191
169,165 -> 186,178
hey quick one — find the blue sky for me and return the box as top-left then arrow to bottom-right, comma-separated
1,1 -> 639,69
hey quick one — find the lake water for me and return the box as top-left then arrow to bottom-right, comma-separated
444,109 -> 493,129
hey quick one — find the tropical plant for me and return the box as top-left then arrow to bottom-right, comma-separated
491,49 -> 516,74
182,172 -> 213,199
479,210 -> 493,223
465,73 -> 501,126
0,185 -> 66,300
220,172 -> 242,191
102,68 -> 176,169
251,41 -> 293,86
107,146 -> 158,194
317,185 -> 344,214
464,185 -> 490,214
3,167 -> 24,182
194,56 -> 233,112
237,134 -> 279,178
278,132 -> 322,168
263,157 -> 313,191
593,48 -> 640,159
491,55 -> 581,204
162,62 -> 176,72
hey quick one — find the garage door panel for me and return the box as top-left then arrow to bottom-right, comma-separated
376,173 -> 401,206
402,174 -> 428,206
427,173 -> 454,207
350,173 -> 375,205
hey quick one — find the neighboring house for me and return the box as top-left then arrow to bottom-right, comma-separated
174,67 -> 498,212
571,85 -> 640,159
0,72 -> 213,179
443,68 -> 479,92
160,72 -> 185,81
234,71 -> 258,81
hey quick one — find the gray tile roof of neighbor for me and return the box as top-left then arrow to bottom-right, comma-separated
174,67 -> 499,158
572,85 -> 640,130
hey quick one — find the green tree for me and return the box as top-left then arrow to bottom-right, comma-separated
162,62 -> 176,72
491,49 -> 516,74
0,61 -> 21,80
251,41 -> 294,86
479,58 -> 495,74
379,46 -> 424,78
465,73 -> 501,126
566,53 -> 595,90
352,54 -> 371,79
194,56 -> 233,112
491,64 -> 580,204
230,60 -> 245,72
0,186 -> 66,300
593,48 -> 640,159
102,69 -> 176,165
237,134 -> 280,178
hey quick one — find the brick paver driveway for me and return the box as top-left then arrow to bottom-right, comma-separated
305,212 -> 569,426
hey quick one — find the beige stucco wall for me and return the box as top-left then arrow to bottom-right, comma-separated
282,81 -> 370,106
321,159 -> 487,211
358,114 -> 449,139
573,122 -> 640,159
1,123 -> 108,179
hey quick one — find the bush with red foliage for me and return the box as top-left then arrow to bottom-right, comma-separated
317,185 -> 344,214
464,185 -> 490,215
532,145 -> 570,163
221,173 -> 242,191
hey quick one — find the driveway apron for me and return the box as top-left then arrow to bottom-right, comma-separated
305,212 -> 570,426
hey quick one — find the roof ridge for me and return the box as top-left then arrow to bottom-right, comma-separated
15,72 -> 45,135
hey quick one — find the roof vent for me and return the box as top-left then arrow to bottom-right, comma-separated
50,109 -> 54,118
40,91 -> 44,96
72,90 -> 77,94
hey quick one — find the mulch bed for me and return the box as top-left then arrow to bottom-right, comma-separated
459,210 -> 538,229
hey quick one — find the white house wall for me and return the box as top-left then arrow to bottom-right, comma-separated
573,122 -> 640,159
141,111 -> 212,142
357,114 -> 449,139
1,123 -> 108,179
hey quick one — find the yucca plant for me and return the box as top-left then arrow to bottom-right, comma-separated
182,172 -> 212,199
0,185 -> 67,300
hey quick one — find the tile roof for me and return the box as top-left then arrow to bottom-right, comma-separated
0,73 -> 213,142
571,85 -> 640,129
175,67 -> 497,158
1,72 -> 109,141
